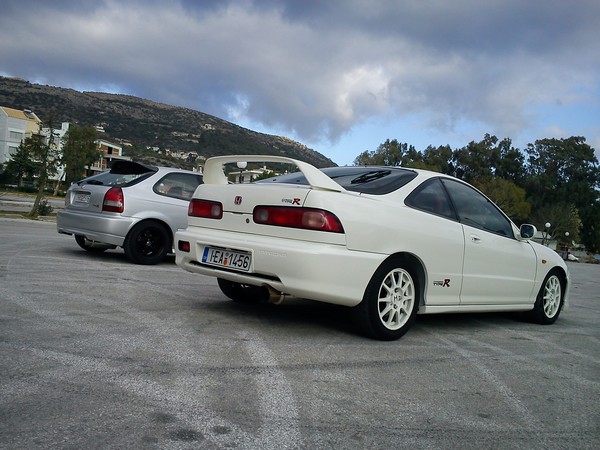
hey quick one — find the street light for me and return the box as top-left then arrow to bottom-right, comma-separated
237,161 -> 247,184
542,222 -> 551,246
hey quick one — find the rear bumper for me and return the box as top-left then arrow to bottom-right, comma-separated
56,209 -> 135,247
175,227 -> 384,307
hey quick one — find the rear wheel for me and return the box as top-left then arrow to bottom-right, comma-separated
217,278 -> 269,303
124,221 -> 171,265
74,235 -> 109,253
528,270 -> 564,324
353,259 -> 419,340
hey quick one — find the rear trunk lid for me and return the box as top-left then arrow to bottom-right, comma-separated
187,155 -> 346,243
222,183 -> 311,214
65,184 -> 111,214
190,182 -> 312,233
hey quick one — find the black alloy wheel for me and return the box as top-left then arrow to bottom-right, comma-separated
124,221 -> 171,265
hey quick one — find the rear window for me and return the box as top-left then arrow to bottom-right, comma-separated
75,161 -> 157,188
257,166 -> 417,195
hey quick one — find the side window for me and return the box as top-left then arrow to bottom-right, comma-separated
405,178 -> 455,219
154,173 -> 203,200
442,179 -> 514,238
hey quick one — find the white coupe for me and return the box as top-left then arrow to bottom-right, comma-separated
175,155 -> 569,340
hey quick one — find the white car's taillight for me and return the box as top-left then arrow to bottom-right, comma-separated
103,187 -> 124,213
253,206 -> 344,233
188,199 -> 223,219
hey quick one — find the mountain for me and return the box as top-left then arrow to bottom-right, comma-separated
0,76 -> 335,169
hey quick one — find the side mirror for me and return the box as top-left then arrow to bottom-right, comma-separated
519,224 -> 537,240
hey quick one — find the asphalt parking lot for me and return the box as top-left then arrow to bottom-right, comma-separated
0,217 -> 598,449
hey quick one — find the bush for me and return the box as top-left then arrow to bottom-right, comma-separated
37,198 -> 53,216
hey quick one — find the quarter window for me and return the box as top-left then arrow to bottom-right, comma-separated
154,173 -> 203,200
405,179 -> 455,219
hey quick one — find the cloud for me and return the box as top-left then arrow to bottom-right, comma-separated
0,0 -> 598,149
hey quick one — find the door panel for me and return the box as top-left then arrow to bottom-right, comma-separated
439,178 -> 537,305
460,224 -> 537,305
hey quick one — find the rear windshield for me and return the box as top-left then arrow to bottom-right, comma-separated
75,162 -> 157,187
257,166 -> 417,195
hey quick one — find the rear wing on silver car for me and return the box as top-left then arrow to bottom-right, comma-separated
202,155 -> 345,192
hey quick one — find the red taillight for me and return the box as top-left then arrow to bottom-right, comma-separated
178,241 -> 190,252
103,187 -> 124,213
253,206 -> 344,233
188,199 -> 223,219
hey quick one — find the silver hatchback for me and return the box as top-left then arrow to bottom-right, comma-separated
57,160 -> 203,264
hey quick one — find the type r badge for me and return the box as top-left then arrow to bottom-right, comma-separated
234,196 -> 242,205
433,279 -> 451,287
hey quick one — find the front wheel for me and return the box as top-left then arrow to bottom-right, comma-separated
353,259 -> 419,340
528,270 -> 565,324
124,221 -> 171,265
217,278 -> 269,303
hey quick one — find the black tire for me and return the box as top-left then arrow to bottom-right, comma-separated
528,269 -> 565,324
123,221 -> 171,265
74,235 -> 108,253
217,278 -> 269,303
353,259 -> 419,340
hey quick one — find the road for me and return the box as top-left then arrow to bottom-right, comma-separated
0,218 -> 598,449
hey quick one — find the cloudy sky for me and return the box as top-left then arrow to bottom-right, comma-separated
1,0 -> 599,165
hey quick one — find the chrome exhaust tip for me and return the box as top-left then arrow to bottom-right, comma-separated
267,286 -> 285,304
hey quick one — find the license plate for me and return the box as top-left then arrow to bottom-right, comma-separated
202,247 -> 252,272
74,192 -> 91,204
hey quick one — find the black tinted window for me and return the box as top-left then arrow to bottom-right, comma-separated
258,166 -> 417,195
442,179 -> 514,237
406,178 -> 455,219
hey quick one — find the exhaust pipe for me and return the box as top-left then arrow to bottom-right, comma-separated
267,286 -> 286,305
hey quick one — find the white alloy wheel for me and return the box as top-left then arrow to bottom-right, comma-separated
377,268 -> 416,330
529,270 -> 564,324
353,259 -> 420,340
542,274 -> 562,319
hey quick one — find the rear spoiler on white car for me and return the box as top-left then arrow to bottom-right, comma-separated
203,155 -> 345,192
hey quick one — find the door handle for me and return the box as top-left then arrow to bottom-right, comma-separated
470,234 -> 481,243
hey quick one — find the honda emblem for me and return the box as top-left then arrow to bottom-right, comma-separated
234,196 -> 242,205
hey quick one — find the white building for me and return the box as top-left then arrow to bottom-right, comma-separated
0,107 -> 42,165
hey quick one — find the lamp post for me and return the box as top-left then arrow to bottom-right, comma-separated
542,222 -> 551,246
237,161 -> 247,184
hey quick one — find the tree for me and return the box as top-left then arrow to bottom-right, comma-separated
5,140 -> 38,187
450,134 -> 526,184
494,137 -> 526,183
353,150 -> 373,166
418,145 -> 454,174
529,203 -> 582,248
453,134 -> 505,182
353,139 -> 417,166
60,125 -> 100,186
525,136 -> 600,251
579,204 -> 600,253
28,118 -> 60,217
